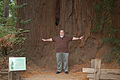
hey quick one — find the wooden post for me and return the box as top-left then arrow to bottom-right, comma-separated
16,72 -> 21,80
91,59 -> 101,80
83,59 -> 120,80
8,72 -> 21,80
89,79 -> 94,80
8,71 -> 13,80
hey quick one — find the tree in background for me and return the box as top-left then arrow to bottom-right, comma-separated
0,0 -> 29,69
3,0 -> 9,18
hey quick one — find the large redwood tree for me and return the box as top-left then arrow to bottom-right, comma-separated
16,0 -> 120,69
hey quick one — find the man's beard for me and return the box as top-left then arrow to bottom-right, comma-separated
60,35 -> 64,38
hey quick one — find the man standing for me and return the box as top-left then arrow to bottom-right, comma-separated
42,30 -> 84,74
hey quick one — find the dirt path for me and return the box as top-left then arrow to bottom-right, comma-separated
21,64 -> 88,80
22,72 -> 87,80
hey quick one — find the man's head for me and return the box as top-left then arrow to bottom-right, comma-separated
60,30 -> 65,37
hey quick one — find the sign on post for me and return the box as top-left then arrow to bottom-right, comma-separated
9,57 -> 26,71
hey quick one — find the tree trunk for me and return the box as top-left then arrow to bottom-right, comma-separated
3,0 -> 9,18
16,0 -> 120,69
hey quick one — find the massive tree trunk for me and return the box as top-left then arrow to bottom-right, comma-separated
16,0 -> 120,69
3,0 -> 9,17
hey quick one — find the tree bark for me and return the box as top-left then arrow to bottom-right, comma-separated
16,0 -> 120,69
3,0 -> 9,18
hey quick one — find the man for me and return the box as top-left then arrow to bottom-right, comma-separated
42,30 -> 84,74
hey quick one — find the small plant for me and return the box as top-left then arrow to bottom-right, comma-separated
0,26 -> 29,56
0,26 -> 29,69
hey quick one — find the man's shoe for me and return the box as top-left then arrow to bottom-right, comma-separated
64,71 -> 69,74
56,71 -> 61,74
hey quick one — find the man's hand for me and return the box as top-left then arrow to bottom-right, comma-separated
79,36 -> 84,40
72,36 -> 84,40
42,39 -> 46,41
42,38 -> 53,42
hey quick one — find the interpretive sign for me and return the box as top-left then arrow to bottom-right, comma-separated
9,57 -> 26,71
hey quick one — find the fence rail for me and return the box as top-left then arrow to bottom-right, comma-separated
82,59 -> 120,80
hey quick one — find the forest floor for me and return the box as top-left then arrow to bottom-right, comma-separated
0,63 -> 88,80
21,64 -> 88,80
22,71 -> 87,80
0,60 -> 120,80
20,62 -> 120,80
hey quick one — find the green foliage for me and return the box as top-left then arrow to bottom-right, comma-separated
103,46 -> 120,63
15,3 -> 27,9
0,26 -> 16,38
0,0 -> 30,59
20,19 -> 32,24
0,0 -> 30,26
95,1 -> 103,13
0,26 -> 29,57
103,37 -> 120,45
93,0 -> 120,63
0,0 -> 16,26
92,0 -> 114,33
0,0 -> 4,17
0,26 -> 29,43
103,0 -> 114,13
0,0 -> 31,69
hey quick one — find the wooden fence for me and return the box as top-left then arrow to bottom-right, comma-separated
0,69 -> 21,80
82,59 -> 120,80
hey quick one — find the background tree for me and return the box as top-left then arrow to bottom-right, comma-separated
0,0 -> 29,69
3,0 -> 9,18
